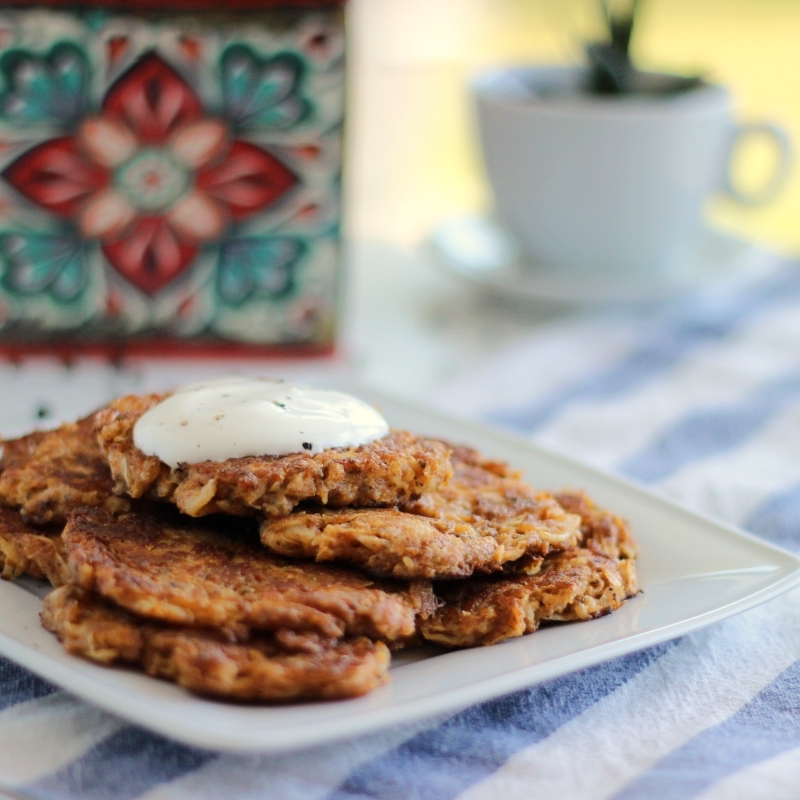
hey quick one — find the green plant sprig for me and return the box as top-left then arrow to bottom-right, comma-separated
585,0 -> 701,96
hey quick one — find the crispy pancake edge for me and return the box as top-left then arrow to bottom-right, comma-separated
0,416 -> 127,525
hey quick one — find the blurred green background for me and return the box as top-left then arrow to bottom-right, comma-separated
347,0 -> 800,254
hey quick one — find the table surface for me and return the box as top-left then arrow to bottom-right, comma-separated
0,234 -> 571,433
3,1 -> 800,795
3,243 -> 800,800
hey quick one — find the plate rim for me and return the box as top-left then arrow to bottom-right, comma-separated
427,213 -> 769,305
2,387 -> 800,753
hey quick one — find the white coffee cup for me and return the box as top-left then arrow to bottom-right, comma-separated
473,66 -> 792,283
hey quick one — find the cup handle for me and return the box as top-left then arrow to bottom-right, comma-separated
722,122 -> 792,206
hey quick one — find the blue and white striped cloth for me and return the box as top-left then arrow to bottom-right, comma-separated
5,256 -> 800,799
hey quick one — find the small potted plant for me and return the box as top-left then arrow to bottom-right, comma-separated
471,0 -> 791,288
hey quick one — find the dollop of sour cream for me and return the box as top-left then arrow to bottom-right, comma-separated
132,377 -> 389,468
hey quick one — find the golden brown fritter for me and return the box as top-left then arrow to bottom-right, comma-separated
556,491 -> 638,561
0,506 -> 42,581
145,629 -> 389,701
0,507 -> 69,585
420,489 -> 639,647
93,393 -> 453,518
13,530 -> 70,587
42,585 -> 144,664
42,586 -> 390,700
421,548 -> 637,647
64,507 -> 429,644
261,446 -> 582,579
0,416 -> 128,525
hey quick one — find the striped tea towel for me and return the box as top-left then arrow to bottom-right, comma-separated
4,257 -> 800,799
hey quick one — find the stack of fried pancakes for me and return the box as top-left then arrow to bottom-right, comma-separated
0,393 -> 638,701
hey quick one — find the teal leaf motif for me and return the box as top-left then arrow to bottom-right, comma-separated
0,43 -> 89,127
217,236 -> 304,306
220,45 -> 309,130
0,233 -> 89,302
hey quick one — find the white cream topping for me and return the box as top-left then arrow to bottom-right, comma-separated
132,377 -> 389,468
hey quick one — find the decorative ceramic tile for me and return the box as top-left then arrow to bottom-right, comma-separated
0,5 -> 344,350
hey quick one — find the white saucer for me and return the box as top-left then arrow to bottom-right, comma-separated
428,214 -> 768,305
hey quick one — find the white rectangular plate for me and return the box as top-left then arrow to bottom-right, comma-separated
2,387 -> 800,753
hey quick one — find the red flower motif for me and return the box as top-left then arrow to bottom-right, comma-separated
3,137 -> 110,218
103,53 -> 203,146
2,53 -> 297,295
